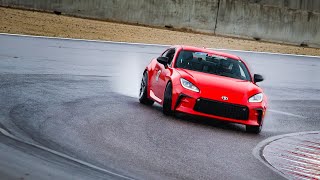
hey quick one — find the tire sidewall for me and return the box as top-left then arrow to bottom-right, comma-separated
139,72 -> 147,100
163,82 -> 173,115
139,71 -> 154,105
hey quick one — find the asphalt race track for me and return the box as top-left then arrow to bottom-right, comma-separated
0,34 -> 320,179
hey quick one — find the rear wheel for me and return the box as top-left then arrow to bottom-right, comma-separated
139,72 -> 154,106
163,82 -> 173,116
246,122 -> 263,134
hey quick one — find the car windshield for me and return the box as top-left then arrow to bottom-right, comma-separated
175,50 -> 251,81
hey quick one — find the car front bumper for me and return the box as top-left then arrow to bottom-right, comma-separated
172,87 -> 267,126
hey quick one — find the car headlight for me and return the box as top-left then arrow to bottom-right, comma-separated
248,93 -> 263,103
180,78 -> 200,92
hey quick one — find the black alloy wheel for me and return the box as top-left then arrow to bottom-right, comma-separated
139,72 -> 154,106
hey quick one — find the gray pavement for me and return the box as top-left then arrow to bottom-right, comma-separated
0,132 -> 129,180
0,34 -> 320,179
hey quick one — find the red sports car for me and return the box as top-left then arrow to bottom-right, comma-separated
139,45 -> 267,133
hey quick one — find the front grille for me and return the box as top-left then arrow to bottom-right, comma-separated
194,98 -> 249,120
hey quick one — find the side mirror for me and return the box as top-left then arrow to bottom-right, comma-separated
254,74 -> 264,83
157,57 -> 169,66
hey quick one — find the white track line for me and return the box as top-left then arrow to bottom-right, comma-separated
268,109 -> 307,118
0,127 -> 134,180
211,48 -> 320,58
0,33 -> 168,47
1,33 -> 319,58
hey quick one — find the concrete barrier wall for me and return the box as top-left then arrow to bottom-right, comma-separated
249,0 -> 320,13
216,0 -> 320,47
0,0 -> 219,33
0,0 -> 319,47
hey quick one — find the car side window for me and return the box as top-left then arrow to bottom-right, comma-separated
162,48 -> 175,66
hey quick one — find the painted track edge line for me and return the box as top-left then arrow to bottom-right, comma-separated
252,131 -> 320,180
0,33 -> 319,58
211,48 -> 320,58
0,127 -> 134,180
0,33 -> 169,47
268,109 -> 307,119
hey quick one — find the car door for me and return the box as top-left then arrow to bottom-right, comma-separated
154,48 -> 176,102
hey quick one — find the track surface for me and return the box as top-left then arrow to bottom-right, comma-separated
0,34 -> 320,179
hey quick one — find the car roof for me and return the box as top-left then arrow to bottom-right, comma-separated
173,45 -> 241,61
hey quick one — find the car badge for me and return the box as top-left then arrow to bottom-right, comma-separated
221,96 -> 228,101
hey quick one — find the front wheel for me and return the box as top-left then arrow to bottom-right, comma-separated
163,82 -> 173,116
246,122 -> 263,134
139,71 -> 154,106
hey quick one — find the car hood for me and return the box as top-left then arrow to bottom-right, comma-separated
176,68 -> 262,104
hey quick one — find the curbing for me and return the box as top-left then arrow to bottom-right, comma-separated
252,131 -> 320,180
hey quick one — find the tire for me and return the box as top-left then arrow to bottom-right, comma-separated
139,71 -> 154,106
163,82 -> 173,116
246,122 -> 263,134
